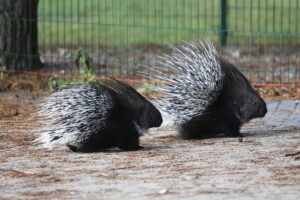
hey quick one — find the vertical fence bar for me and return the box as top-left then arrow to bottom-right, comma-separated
220,0 -> 228,46
297,0 -> 299,85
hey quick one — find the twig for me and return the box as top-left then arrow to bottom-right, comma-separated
285,151 -> 300,157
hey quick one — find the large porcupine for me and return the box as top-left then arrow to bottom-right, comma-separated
147,41 -> 267,139
36,79 -> 162,152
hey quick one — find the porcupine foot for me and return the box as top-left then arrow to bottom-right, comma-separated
117,122 -> 143,151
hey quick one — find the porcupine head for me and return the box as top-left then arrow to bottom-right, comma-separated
107,79 -> 163,130
220,59 -> 267,124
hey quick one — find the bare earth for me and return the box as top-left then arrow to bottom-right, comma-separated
0,92 -> 299,200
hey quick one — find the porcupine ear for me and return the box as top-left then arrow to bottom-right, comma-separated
138,40 -> 225,127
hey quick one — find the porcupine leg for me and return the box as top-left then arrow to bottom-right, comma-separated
180,122 -> 243,139
179,117 -> 215,139
66,123 -> 143,152
66,128 -> 116,152
117,122 -> 143,151
66,134 -> 115,152
212,97 -> 244,138
220,113 -> 243,138
223,121 -> 243,137
67,144 -> 79,152
179,110 -> 244,139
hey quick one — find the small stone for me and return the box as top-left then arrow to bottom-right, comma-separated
159,189 -> 168,194
232,51 -> 240,58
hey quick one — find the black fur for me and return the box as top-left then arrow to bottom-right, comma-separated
66,80 -> 162,152
179,59 -> 267,139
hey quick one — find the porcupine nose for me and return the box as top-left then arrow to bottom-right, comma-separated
151,109 -> 163,127
257,100 -> 267,117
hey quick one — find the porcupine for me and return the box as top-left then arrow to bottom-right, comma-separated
147,41 -> 267,139
35,79 -> 163,152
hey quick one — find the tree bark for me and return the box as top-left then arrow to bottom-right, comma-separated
0,0 -> 42,70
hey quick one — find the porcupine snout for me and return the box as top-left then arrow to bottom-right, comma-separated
149,106 -> 163,128
232,88 -> 268,123
244,95 -> 267,121
254,96 -> 267,118
139,103 -> 163,129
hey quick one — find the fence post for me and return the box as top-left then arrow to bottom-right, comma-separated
220,0 -> 228,46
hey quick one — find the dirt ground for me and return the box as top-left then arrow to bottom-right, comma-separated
0,91 -> 299,200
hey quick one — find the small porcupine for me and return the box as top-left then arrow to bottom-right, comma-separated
147,40 -> 267,139
35,79 -> 162,152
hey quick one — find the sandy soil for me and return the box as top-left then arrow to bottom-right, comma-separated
0,92 -> 299,200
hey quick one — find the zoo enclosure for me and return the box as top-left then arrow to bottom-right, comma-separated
1,0 -> 300,86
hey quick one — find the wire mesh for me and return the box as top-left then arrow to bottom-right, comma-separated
0,0 -> 299,86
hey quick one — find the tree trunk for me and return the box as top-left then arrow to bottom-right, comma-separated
0,0 -> 42,70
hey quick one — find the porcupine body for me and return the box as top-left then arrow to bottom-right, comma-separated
36,80 -> 162,152
149,41 -> 267,139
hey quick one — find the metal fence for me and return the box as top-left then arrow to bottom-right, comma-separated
2,0 -> 300,86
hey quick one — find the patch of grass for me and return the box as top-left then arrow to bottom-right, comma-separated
0,66 -> 8,79
38,0 -> 300,46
